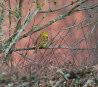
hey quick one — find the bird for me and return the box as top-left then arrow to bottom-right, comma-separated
34,32 -> 48,53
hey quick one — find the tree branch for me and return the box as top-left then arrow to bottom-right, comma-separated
39,0 -> 79,13
20,0 -> 88,40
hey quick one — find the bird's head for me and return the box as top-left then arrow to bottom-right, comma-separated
41,32 -> 48,37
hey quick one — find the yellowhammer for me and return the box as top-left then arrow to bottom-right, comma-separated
34,32 -> 48,53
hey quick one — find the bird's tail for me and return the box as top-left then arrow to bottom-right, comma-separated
33,47 -> 39,53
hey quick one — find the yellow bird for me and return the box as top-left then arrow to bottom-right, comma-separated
34,32 -> 48,53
